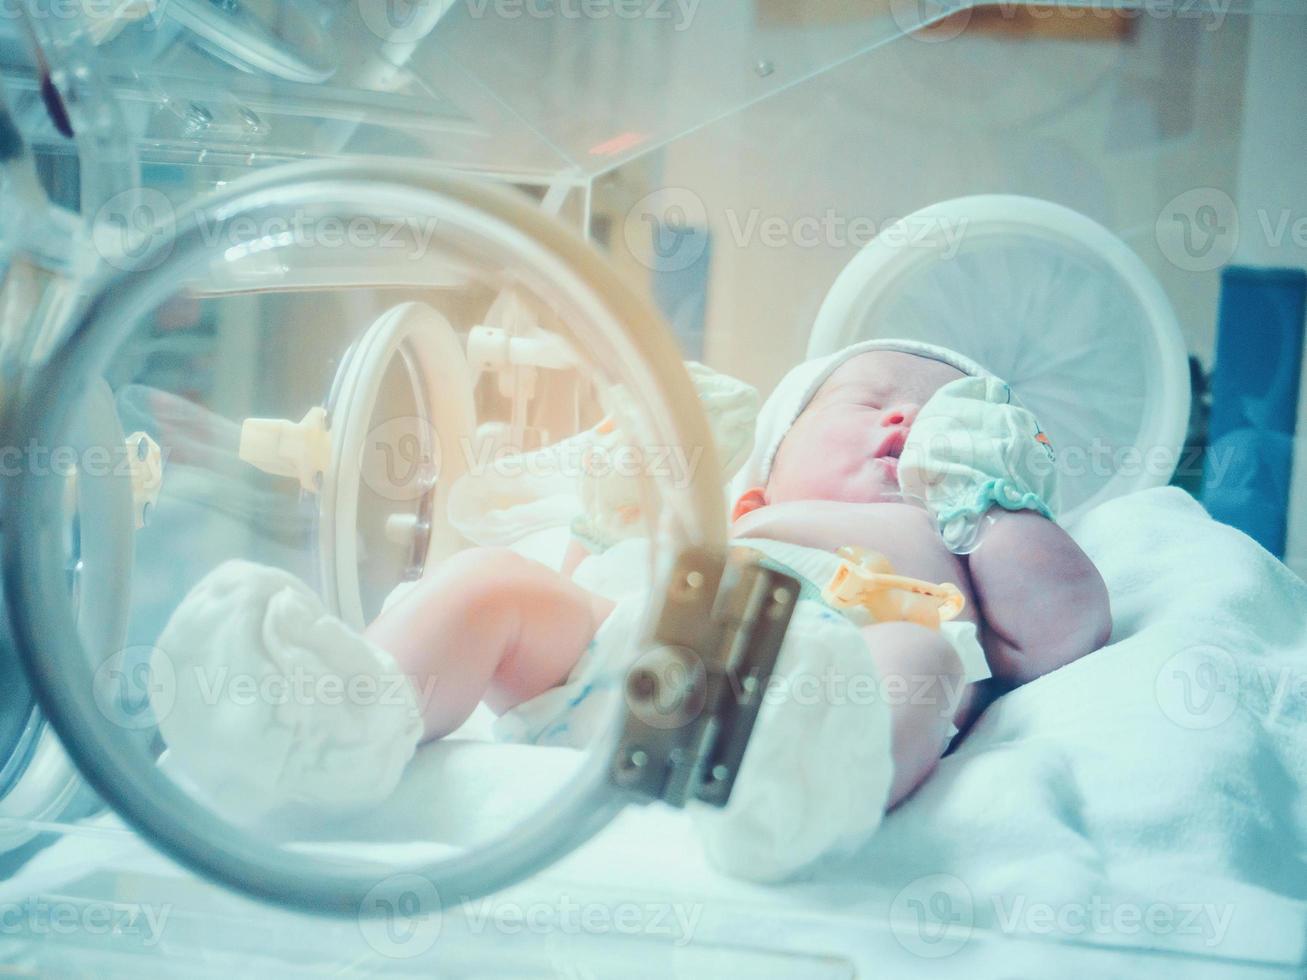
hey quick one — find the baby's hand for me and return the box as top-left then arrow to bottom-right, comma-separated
898,376 -> 1058,554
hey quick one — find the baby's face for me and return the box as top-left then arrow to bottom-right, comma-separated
765,351 -> 964,505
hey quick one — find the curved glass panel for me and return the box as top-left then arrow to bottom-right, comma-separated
2,163 -> 725,912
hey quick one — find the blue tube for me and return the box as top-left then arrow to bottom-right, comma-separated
1201,266 -> 1307,557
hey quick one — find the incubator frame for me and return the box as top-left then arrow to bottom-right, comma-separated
0,159 -> 799,915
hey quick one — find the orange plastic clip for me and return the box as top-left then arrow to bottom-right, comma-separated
822,546 -> 965,630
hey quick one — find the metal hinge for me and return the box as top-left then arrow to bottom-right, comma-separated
609,546 -> 799,808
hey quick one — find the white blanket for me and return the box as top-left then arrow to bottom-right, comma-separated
799,486 -> 1307,962
7,487 -> 1307,969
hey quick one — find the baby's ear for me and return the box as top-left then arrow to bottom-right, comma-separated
731,487 -> 768,521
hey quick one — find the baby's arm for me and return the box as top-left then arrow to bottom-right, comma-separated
365,548 -> 614,739
964,510 -> 1111,684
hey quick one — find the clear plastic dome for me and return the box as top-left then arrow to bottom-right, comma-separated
1,162 -> 728,912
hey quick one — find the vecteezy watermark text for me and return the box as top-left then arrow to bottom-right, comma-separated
93,190 -> 444,271
0,439 -> 171,479
356,873 -> 703,959
1157,188 -> 1307,273
358,0 -> 701,42
462,0 -> 699,29
892,874 -> 1236,958
622,186 -> 973,271
0,897 -> 171,947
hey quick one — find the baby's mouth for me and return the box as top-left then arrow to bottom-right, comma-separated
876,428 -> 909,460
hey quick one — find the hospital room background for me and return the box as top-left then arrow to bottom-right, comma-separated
611,5 -> 1307,576
1,1 -> 1306,976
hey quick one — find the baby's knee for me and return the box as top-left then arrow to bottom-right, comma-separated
434,545 -> 523,579
864,622 -> 964,694
427,546 -> 531,613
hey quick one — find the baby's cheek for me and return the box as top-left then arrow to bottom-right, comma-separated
806,461 -> 891,505
841,468 -> 899,505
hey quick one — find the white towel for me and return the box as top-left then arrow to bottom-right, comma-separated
822,487 -> 1307,963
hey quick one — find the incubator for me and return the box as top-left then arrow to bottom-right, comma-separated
0,1 -> 1304,976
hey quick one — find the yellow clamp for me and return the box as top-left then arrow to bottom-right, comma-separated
822,545 -> 966,631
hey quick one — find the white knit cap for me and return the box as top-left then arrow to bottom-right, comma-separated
731,339 -> 996,501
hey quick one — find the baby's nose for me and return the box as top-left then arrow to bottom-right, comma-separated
881,403 -> 920,428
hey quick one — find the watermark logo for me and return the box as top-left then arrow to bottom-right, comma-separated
1156,190 -> 1307,273
753,664 -> 965,717
359,873 -> 443,959
1155,644 -> 1240,731
357,0 -> 457,43
93,645 -> 175,731
1156,188 -> 1240,273
0,438 -> 172,481
362,417 -> 443,503
890,878 -> 1236,958
890,873 -> 975,958
624,645 -> 706,730
358,0 -> 701,37
91,197 -> 443,273
462,0 -> 700,29
369,425 -> 710,492
0,897 -> 171,947
460,894 -> 702,945
624,186 -> 709,273
1,0 -> 171,31
889,0 -> 971,42
92,188 -> 177,273
722,209 -> 969,256
991,894 -> 1234,948
624,191 -> 973,269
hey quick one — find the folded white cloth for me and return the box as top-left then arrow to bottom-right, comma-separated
578,361 -> 759,550
690,599 -> 895,882
152,561 -> 423,820
824,487 -> 1307,963
446,432 -> 589,546
448,361 -> 758,553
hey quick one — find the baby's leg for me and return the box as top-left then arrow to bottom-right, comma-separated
365,548 -> 614,739
863,622 -> 965,807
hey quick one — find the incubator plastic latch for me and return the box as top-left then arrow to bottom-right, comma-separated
238,406 -> 331,493
467,325 -> 578,401
125,431 -> 162,530
467,326 -> 577,373
610,547 -> 799,809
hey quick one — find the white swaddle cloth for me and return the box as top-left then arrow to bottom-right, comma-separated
449,362 -> 758,552
574,361 -> 759,550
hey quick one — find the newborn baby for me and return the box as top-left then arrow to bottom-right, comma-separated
154,340 -> 1110,881
730,340 -> 1111,721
